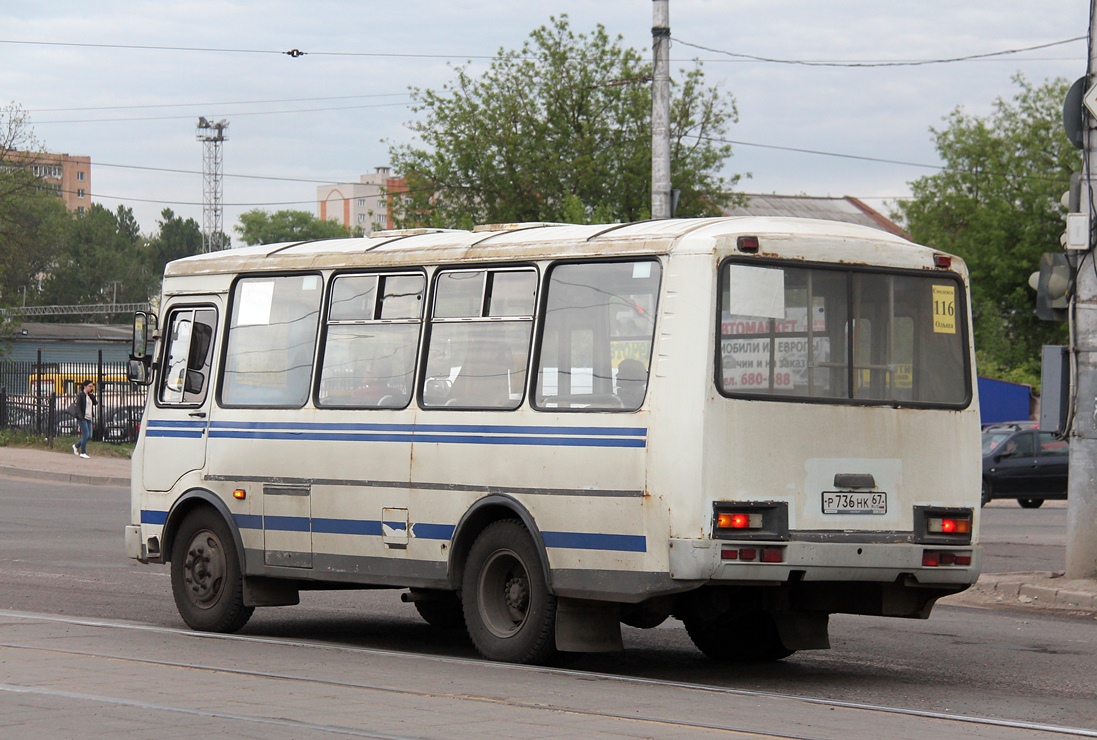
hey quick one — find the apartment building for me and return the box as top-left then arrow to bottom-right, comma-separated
5,151 -> 92,214
317,166 -> 408,234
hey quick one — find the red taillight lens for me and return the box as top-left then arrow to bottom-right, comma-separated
716,512 -> 762,530
720,548 -> 738,560
739,548 -> 758,561
737,235 -> 760,253
760,547 -> 784,563
923,550 -> 973,567
927,516 -> 972,535
933,253 -> 952,268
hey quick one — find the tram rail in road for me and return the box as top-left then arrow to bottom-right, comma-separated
0,609 -> 1093,740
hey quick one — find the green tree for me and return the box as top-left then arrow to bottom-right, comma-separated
148,208 -> 203,279
0,103 -> 70,312
895,75 -> 1075,386
39,204 -> 152,311
388,16 -> 740,228
234,209 -> 350,246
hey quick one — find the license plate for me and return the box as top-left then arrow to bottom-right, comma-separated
822,491 -> 887,515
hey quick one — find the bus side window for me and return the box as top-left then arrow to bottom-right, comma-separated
159,307 -> 217,406
221,276 -> 322,408
317,272 -> 425,409
535,260 -> 661,411
421,268 -> 537,410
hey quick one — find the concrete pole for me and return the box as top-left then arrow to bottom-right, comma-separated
1066,0 -> 1097,580
651,0 -> 671,219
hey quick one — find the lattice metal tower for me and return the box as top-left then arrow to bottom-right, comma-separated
196,117 -> 229,252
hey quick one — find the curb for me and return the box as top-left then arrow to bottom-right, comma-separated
0,464 -> 129,488
967,574 -> 1097,612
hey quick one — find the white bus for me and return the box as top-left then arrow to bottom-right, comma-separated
124,217 -> 981,665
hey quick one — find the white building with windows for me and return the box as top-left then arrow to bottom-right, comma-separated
317,166 -> 405,234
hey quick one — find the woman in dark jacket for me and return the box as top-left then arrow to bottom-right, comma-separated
73,380 -> 97,458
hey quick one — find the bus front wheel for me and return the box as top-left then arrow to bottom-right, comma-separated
461,520 -> 558,664
170,507 -> 254,633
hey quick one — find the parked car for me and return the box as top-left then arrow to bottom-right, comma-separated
981,421 -> 1068,508
103,404 -> 144,443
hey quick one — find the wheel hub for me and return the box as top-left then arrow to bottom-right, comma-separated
183,531 -> 225,608
504,576 -> 528,612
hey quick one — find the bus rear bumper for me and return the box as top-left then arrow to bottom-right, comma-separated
669,538 -> 980,586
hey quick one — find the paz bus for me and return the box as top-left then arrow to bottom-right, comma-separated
124,217 -> 981,665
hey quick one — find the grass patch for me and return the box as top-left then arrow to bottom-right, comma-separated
0,428 -> 134,458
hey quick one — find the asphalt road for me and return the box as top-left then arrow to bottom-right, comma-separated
0,475 -> 1094,736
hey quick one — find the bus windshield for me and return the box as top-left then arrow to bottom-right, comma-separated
718,261 -> 969,406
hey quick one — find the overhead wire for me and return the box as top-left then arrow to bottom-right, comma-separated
674,35 -> 1087,68
1,35 -> 1084,67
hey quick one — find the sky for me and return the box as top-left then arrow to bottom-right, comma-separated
1,1 -> 1090,238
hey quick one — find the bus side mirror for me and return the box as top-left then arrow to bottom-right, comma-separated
132,312 -> 157,359
184,369 -> 206,395
128,359 -> 150,385
129,312 -> 158,387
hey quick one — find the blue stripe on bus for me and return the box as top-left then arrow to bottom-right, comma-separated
141,513 -> 644,552
412,523 -> 457,540
262,515 -> 311,532
208,420 -> 646,437
542,531 -> 647,553
312,518 -> 383,536
145,419 -> 207,439
207,429 -> 644,448
233,513 -> 263,530
141,510 -> 168,525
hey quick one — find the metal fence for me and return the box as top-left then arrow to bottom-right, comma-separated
0,350 -> 147,444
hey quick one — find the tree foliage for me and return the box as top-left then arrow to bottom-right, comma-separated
389,16 -> 740,228
234,208 -> 351,246
0,103 -> 71,312
39,204 -> 153,311
148,208 -> 203,279
895,75 -> 1075,386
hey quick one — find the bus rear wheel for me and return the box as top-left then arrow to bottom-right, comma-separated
1018,498 -> 1044,509
462,520 -> 557,664
170,507 -> 253,633
683,610 -> 794,662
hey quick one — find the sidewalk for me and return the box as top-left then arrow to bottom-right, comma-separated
0,444 -> 1093,615
0,444 -> 130,487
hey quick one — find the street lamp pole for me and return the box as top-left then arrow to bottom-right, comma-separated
651,0 -> 671,219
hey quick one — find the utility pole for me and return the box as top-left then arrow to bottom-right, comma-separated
1067,0 -> 1097,580
651,0 -> 671,219
196,117 -> 229,252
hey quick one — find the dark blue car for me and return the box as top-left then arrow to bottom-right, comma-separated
981,421 -> 1068,508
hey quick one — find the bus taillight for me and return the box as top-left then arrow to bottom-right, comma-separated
717,512 -> 759,530
922,550 -> 973,567
927,515 -> 971,535
712,502 -> 789,541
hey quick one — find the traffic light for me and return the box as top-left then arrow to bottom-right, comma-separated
1030,252 -> 1074,322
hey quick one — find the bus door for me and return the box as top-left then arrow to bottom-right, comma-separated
143,304 -> 219,492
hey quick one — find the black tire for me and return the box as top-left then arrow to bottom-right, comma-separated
461,519 -> 557,664
412,590 -> 466,629
980,480 -> 992,507
683,610 -> 794,662
1018,498 -> 1044,509
170,507 -> 254,633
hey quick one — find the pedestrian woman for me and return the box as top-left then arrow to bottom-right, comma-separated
73,380 -> 97,459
